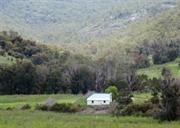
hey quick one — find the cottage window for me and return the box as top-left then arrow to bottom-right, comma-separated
92,101 -> 94,103
104,101 -> 106,103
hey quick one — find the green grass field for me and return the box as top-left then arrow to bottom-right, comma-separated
0,94 -> 179,127
138,59 -> 180,79
133,93 -> 153,104
0,110 -> 179,128
0,93 -> 153,109
0,94 -> 82,109
0,55 -> 16,65
0,93 -> 152,109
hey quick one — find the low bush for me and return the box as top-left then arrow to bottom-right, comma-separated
6,107 -> 15,111
35,103 -> 80,113
145,106 -> 162,117
35,104 -> 48,111
120,102 -> 153,116
21,104 -> 31,110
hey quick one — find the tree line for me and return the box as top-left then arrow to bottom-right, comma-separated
0,31 -> 180,95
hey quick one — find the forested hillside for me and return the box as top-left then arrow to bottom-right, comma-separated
0,0 -> 178,43
0,31 -> 95,94
0,0 -> 180,95
68,4 -> 180,59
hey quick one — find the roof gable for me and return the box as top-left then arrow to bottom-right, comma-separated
87,93 -> 112,101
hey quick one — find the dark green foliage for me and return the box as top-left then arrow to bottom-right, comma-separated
0,61 -> 37,94
152,40 -> 180,64
105,86 -> 118,99
35,103 -> 80,113
138,39 -> 180,66
121,102 -> 153,116
21,104 -> 31,110
6,107 -> 15,111
114,83 -> 133,116
126,70 -> 137,91
108,80 -> 128,91
151,69 -> 180,121
49,103 -> 79,113
134,48 -> 150,68
113,68 -> 180,120
135,75 -> 150,91
150,92 -> 160,104
134,75 -> 162,92
69,66 -> 95,94
159,76 -> 180,121
45,68 -> 65,94
35,104 -> 48,111
32,53 -> 48,65
0,31 -> 97,94
13,61 -> 37,94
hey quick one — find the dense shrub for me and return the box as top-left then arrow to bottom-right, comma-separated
158,82 -> 180,121
152,41 -> 180,64
145,106 -> 162,117
151,69 -> 180,121
120,102 -> 153,116
35,104 -> 48,111
0,31 -> 97,95
35,103 -> 80,113
150,92 -> 160,104
139,40 -> 180,65
51,103 -> 80,113
21,104 -> 31,110
105,86 -> 118,99
6,107 -> 15,111
134,53 -> 150,68
114,85 -> 133,116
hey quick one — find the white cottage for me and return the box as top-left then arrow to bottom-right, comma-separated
87,93 -> 112,106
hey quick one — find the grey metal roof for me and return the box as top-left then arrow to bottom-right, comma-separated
87,93 -> 112,101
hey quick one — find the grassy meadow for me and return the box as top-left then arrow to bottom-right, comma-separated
0,94 -> 82,109
0,94 -> 179,128
137,58 -> 180,79
0,93 -> 152,109
0,110 -> 179,128
132,93 -> 153,104
0,55 -> 16,65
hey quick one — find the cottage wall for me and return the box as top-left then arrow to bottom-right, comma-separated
87,100 -> 111,106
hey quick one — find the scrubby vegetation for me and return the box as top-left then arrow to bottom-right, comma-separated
35,103 -> 80,113
112,68 -> 180,121
20,104 -> 31,110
